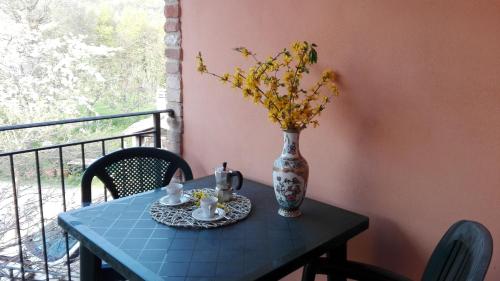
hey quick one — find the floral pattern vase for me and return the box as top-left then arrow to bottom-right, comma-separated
273,129 -> 309,217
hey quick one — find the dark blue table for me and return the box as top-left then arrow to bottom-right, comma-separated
58,176 -> 368,281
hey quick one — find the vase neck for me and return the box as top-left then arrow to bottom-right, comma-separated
281,130 -> 301,158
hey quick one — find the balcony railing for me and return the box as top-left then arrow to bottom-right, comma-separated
0,109 -> 174,280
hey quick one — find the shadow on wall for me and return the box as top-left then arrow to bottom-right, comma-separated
328,68 -> 428,279
365,216 -> 427,279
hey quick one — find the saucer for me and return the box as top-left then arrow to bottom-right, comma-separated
159,194 -> 191,206
192,208 -> 226,222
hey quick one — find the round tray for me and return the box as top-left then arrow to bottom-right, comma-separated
149,188 -> 252,229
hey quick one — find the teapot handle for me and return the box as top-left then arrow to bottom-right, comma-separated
229,171 -> 243,190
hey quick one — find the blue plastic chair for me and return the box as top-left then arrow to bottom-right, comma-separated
80,147 -> 193,280
302,220 -> 493,281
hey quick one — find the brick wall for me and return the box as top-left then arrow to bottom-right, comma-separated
162,0 -> 182,154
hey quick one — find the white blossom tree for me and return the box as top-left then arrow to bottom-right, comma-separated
0,0 -> 118,152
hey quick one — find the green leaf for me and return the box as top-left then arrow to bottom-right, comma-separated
309,49 -> 318,64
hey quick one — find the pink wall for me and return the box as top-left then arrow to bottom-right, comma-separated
181,1 -> 500,280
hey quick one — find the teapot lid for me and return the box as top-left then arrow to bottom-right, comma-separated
216,162 -> 228,172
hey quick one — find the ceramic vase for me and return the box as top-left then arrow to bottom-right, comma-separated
272,129 -> 309,217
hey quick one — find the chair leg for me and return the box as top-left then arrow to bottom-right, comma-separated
326,243 -> 347,281
302,263 -> 316,281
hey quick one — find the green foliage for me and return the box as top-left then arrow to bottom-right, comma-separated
95,4 -> 115,45
80,0 -> 165,117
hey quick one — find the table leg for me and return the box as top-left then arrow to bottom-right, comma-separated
80,245 -> 101,281
326,243 -> 347,281
301,262 -> 317,281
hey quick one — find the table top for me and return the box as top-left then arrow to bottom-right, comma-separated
58,176 -> 369,281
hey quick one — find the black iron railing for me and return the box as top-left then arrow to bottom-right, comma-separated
0,109 -> 173,280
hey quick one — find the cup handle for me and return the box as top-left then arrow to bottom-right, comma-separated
229,171 -> 243,190
208,204 -> 214,216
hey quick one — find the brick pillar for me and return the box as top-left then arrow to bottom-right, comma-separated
163,0 -> 182,155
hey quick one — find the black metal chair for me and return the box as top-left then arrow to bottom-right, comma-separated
80,147 -> 193,280
302,220 -> 493,281
81,146 -> 193,206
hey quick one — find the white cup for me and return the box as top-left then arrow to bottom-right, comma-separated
200,196 -> 218,218
165,183 -> 183,203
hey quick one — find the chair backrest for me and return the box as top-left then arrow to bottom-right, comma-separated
81,147 -> 193,206
422,220 -> 493,281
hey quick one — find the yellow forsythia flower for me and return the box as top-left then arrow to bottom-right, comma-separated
241,48 -> 251,57
220,73 -> 230,83
196,41 -> 340,130
196,52 -> 207,73
321,69 -> 333,82
232,68 -> 243,88
235,47 -> 251,58
283,53 -> 292,65
283,71 -> 294,84
253,92 -> 262,104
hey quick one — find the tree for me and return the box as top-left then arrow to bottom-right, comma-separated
0,1 -> 119,152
